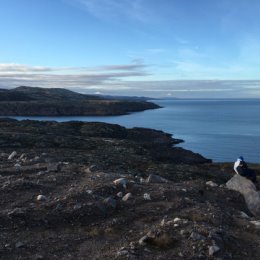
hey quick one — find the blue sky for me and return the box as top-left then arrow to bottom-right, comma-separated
1,0 -> 260,98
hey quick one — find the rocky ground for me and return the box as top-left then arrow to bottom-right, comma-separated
0,119 -> 259,260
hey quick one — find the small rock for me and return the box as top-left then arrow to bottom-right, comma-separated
143,193 -> 151,200
86,189 -> 93,194
37,171 -> 47,176
8,208 -> 26,217
113,178 -> 128,188
73,203 -> 82,210
190,231 -> 206,241
117,192 -> 123,197
146,174 -> 168,183
173,217 -> 181,223
103,197 -> 117,209
8,151 -> 17,160
140,177 -> 145,184
139,235 -> 148,246
206,181 -> 218,187
122,193 -> 132,201
14,163 -> 21,168
180,230 -> 185,235
15,241 -> 25,248
250,220 -> 260,229
36,195 -> 47,201
208,245 -> 220,256
19,153 -> 26,160
33,156 -> 40,161
240,211 -> 250,219
160,219 -> 166,226
47,163 -> 61,172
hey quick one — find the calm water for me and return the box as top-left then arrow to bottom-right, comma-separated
7,99 -> 260,163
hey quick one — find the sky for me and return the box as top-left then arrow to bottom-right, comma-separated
1,0 -> 260,98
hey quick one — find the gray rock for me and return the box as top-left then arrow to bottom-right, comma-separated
113,178 -> 128,188
47,163 -> 61,172
8,151 -> 17,160
36,195 -> 47,201
226,174 -> 260,217
208,245 -> 220,256
146,174 -> 169,183
138,235 -> 148,246
239,211 -> 250,219
117,192 -> 123,198
250,220 -> 260,229
15,241 -> 25,248
73,203 -> 82,210
8,208 -> 26,217
122,193 -> 133,201
19,153 -> 26,160
206,181 -> 218,187
103,197 -> 117,209
190,231 -> 206,241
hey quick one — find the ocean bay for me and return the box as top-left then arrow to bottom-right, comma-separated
8,99 -> 260,163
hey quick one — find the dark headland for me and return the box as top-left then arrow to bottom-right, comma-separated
0,86 -> 160,116
0,119 -> 259,260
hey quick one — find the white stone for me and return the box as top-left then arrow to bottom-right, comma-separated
138,235 -> 148,246
143,193 -> 151,200
206,181 -> 218,187
250,220 -> 260,229
173,217 -> 181,223
117,192 -> 123,198
208,245 -> 220,256
36,195 -> 47,201
122,193 -> 132,201
8,151 -> 17,160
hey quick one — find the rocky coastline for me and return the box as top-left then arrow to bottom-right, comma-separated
0,119 -> 259,260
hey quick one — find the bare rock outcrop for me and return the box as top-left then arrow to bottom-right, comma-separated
226,174 -> 260,217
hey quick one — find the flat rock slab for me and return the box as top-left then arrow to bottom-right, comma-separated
226,174 -> 260,217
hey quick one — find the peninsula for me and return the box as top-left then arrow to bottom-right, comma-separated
0,86 -> 160,116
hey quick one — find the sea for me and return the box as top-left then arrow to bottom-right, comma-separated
6,99 -> 260,163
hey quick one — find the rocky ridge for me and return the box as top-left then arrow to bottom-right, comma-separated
0,119 -> 259,260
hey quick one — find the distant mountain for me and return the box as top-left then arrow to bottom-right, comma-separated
0,86 -> 160,116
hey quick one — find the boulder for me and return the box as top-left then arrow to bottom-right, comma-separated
226,174 -> 260,217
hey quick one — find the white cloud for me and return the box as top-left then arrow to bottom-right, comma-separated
0,60 -> 150,89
